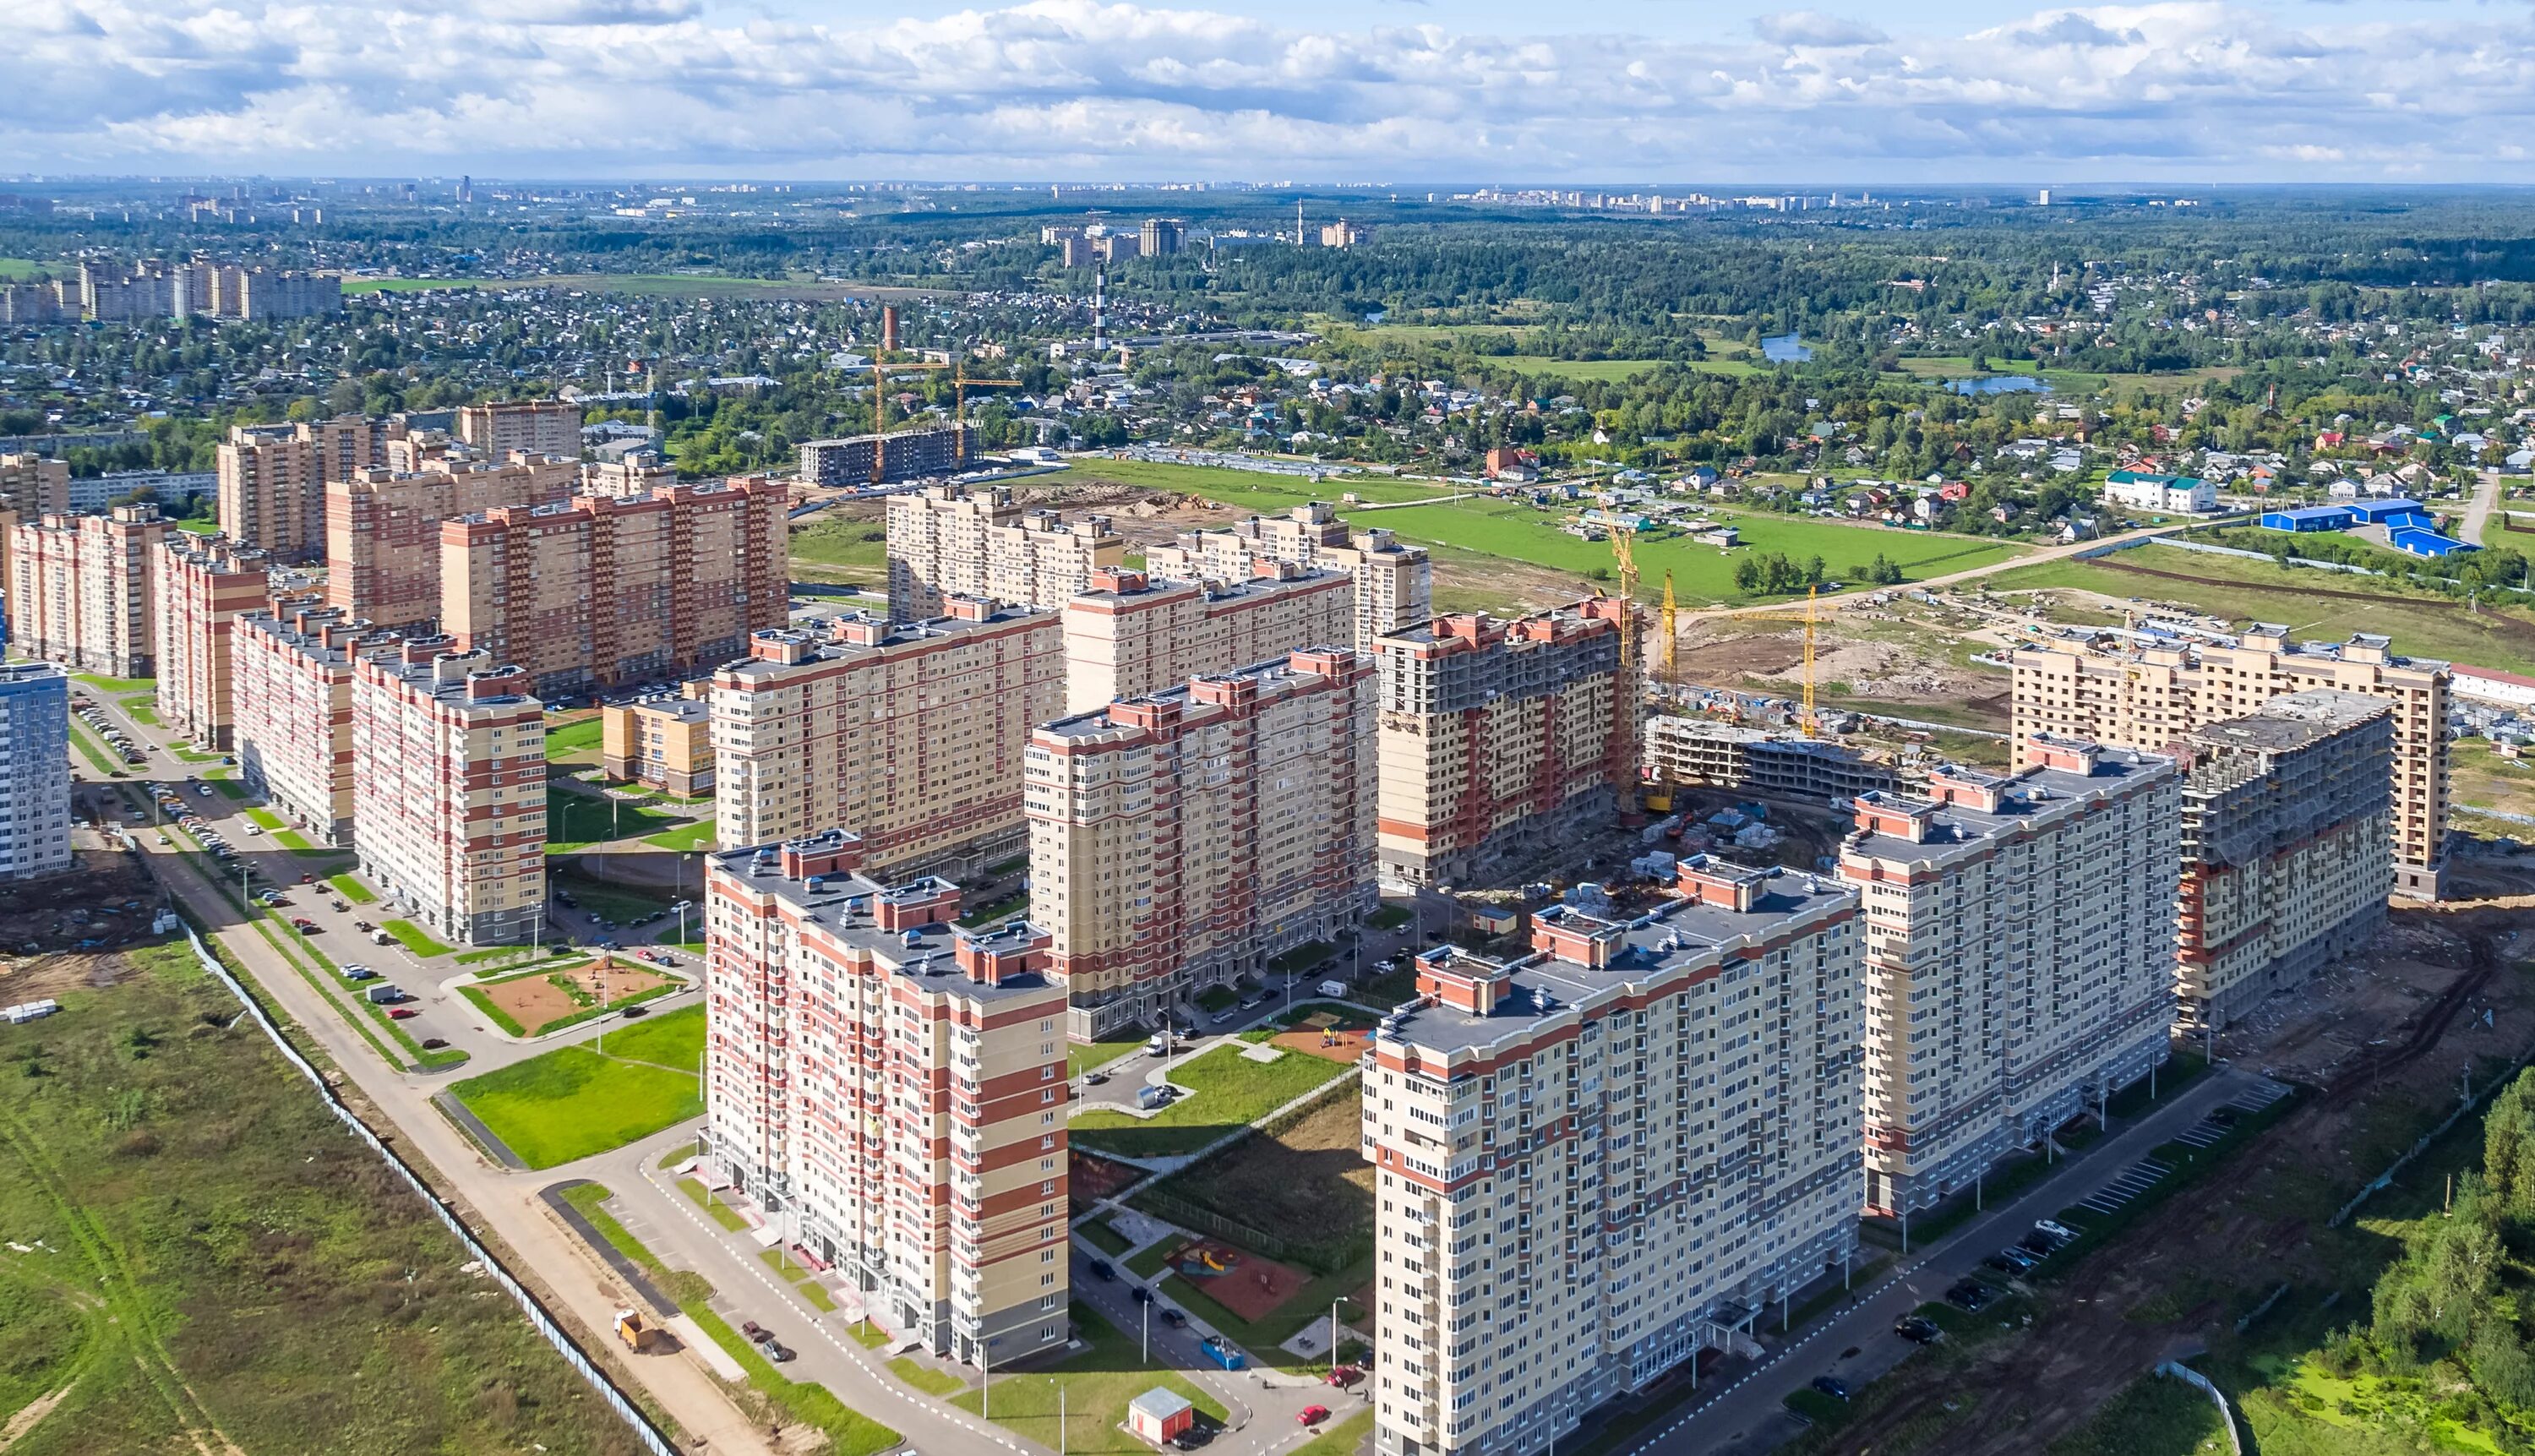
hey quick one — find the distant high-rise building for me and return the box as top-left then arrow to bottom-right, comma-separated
1145,503 -> 1433,652
1139,218 -> 1184,257
8,504 -> 168,677
326,454 -> 577,629
456,400 -> 583,461
1317,219 -> 1366,248
885,485 -> 1123,620
1059,564 -> 1354,714
0,663 -> 70,881
798,424 -> 971,489
0,454 -> 69,516
219,416 -> 384,558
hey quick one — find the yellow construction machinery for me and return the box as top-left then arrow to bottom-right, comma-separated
1610,523 -> 1642,815
1645,570 -> 1680,812
1723,586 -> 1822,737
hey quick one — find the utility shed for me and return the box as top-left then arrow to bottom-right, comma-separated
1128,1389 -> 1196,1445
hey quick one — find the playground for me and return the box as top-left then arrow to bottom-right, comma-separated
1159,1237 -> 1311,1324
1268,1012 -> 1371,1064
460,955 -> 680,1037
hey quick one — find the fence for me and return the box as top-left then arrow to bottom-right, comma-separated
175,924 -> 683,1456
2156,535 -> 2383,575
2329,1046 -> 2535,1228
1131,1190 -> 1373,1277
2156,1362 -> 2244,1456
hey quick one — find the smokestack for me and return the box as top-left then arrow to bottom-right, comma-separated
1093,261 -> 1107,353
881,304 -> 899,353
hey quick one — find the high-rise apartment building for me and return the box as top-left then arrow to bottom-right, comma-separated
327,455 -> 578,628
2011,625 -> 2449,897
0,454 -> 70,515
7,504 -> 168,677
799,425 -> 971,488
1139,218 -> 1185,257
152,536 -> 274,750
2178,690 -> 2393,1031
703,830 -> 1072,1366
441,478 -> 788,696
713,603 -> 1063,877
1373,602 -> 1629,888
1060,564 -> 1354,713
1362,856 -> 1862,1456
233,605 -> 397,846
1026,648 -> 1376,1038
1147,504 -> 1435,651
456,400 -> 583,461
351,641 -> 546,946
220,417 -> 384,557
0,663 -> 72,881
1839,735 -> 2179,1219
886,486 -> 1123,620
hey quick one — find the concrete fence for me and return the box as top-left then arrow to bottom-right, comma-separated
2156,1362 -> 2243,1456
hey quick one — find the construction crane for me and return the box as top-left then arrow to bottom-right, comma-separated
1610,522 -> 1641,816
1723,585 -> 1822,737
860,360 -> 1018,487
1644,570 -> 1681,812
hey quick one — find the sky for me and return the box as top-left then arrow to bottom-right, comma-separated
3,0 -> 2532,183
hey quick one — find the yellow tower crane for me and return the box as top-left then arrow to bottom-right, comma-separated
1723,585 -> 1823,737
1610,521 -> 1642,815
1644,570 -> 1681,812
861,359 -> 1020,487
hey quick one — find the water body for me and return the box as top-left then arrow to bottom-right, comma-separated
1362,308 -> 1388,324
1761,332 -> 1811,363
1947,375 -> 2053,395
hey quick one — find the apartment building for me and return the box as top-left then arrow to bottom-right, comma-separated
327,455 -> 578,628
1643,716 -> 1897,803
886,485 -> 1124,620
0,454 -> 69,515
351,641 -> 546,946
442,479 -> 788,697
714,603 -> 1063,878
0,663 -> 72,881
2011,625 -> 2449,897
1839,735 -> 2180,1220
703,830 -> 1071,1366
1362,856 -> 1862,1456
1145,504 -> 1435,651
457,400 -> 582,461
2178,690 -> 2393,1031
1026,648 -> 1376,1038
152,536 -> 275,750
602,691 -> 714,798
8,504 -> 168,677
1373,602 -> 1630,889
799,424 -> 971,488
1060,563 -> 1354,713
218,416 -> 384,557
232,604 -> 399,846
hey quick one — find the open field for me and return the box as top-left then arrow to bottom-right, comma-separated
0,942 -> 645,1455
1070,1043 -> 1354,1159
788,515 -> 891,586
2452,738 -> 2535,819
544,713 -> 602,761
1987,543 -> 2535,676
951,1302 -> 1228,1456
1132,1086 -> 1373,1273
546,785 -> 699,851
0,257 -> 50,280
450,1009 -> 703,1168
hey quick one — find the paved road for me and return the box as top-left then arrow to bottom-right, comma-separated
2464,470 -> 2505,547
1626,1066 -> 2262,1456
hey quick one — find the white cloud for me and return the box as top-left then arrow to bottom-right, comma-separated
0,0 -> 2530,180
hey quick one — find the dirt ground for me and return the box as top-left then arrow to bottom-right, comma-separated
480,957 -> 673,1035
1270,1021 -> 1372,1063
1670,619 -> 2011,727
1071,1151 -> 1144,1211
1824,887 -> 2535,1455
0,843 -> 167,1001
1153,1088 -> 1374,1256
1162,1237 -> 1311,1322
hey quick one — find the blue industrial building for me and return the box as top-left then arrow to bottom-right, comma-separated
2260,505 -> 2355,532
2388,526 -> 2478,559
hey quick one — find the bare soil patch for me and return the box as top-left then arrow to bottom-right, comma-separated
481,958 -> 675,1035
1158,1237 -> 1312,1323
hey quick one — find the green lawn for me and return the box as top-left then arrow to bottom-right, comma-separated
1494,356 -> 1670,382
0,257 -> 49,280
72,672 -> 155,694
597,1003 -> 706,1073
1070,1038 -> 1148,1077
238,805 -> 321,852
1070,1044 -> 1354,1159
67,719 -> 120,775
1079,1217 -> 1134,1257
328,873 -> 378,905
546,786 -> 695,850
379,918 -> 456,957
952,1303 -> 1228,1456
451,1039 -> 703,1170
544,716 -> 603,759
789,517 -> 891,586
640,818 -> 718,851
121,701 -> 160,727
679,1176 -> 752,1231
890,1356 -> 968,1397
456,969 -> 678,1039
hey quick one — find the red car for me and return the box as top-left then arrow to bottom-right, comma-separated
1327,1366 -> 1362,1388
1297,1407 -> 1330,1426
387,1007 -> 420,1020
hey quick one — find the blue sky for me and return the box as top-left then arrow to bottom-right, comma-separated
2,0 -> 2530,182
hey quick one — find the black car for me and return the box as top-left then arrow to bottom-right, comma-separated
1894,1315 -> 1942,1344
1810,1376 -> 1850,1401
763,1340 -> 795,1363
1131,1285 -> 1155,1305
1983,1253 -> 2024,1275
1087,1259 -> 1115,1281
1170,1427 -> 1213,1451
1945,1282 -> 1991,1311
621,1005 -> 649,1018
1158,1307 -> 1187,1328
2018,1232 -> 2058,1257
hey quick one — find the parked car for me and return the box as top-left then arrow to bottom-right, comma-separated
420,1038 -> 449,1050
1997,1246 -> 2041,1271
620,1005 -> 648,1018
1982,1253 -> 2023,1275
1158,1307 -> 1187,1328
1082,1072 -> 1110,1087
2018,1231 -> 2058,1257
1945,1282 -> 1991,1312
388,1007 -> 419,1020
1810,1376 -> 1850,1401
1086,1259 -> 1114,1281
1327,1366 -> 1362,1388
740,1321 -> 767,1342
1131,1286 -> 1155,1305
1297,1407 -> 1330,1426
1169,1428 -> 1210,1451
761,1340 -> 794,1363
1894,1316 -> 1942,1344
2034,1219 -> 2078,1242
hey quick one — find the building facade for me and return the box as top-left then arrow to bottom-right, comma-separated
1146,504 -> 1435,652
0,453 -> 69,516
2011,625 -> 2449,897
232,605 -> 395,847
713,603 -> 1064,878
351,641 -> 546,946
0,663 -> 71,881
1838,736 -> 2180,1220
8,504 -> 168,677
886,486 -> 1124,620
799,424 -> 971,488
152,536 -> 274,749
1642,716 -> 1898,803
602,692 -> 714,798
327,455 -> 578,628
1373,603 -> 1629,889
1026,648 -> 1377,1038
703,830 -> 1071,1367
2178,690 -> 2393,1031
1363,856 -> 1862,1456
1059,563 -> 1354,714
456,400 -> 583,461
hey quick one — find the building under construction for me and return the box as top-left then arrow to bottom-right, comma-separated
796,423 -> 969,488
2178,690 -> 2393,1031
1644,715 -> 1896,803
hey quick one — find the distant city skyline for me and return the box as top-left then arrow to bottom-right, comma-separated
3,0 -> 2530,183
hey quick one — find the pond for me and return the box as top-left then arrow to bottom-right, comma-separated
1949,375 -> 2053,395
1362,308 -> 1387,324
1762,333 -> 1811,363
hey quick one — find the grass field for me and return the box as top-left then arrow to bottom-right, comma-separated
450,1015 -> 704,1169
0,257 -> 49,280
1989,543 -> 2535,676
2043,1371 -> 2233,1455
72,672 -> 155,694
327,873 -> 376,905
1492,355 -> 1671,382
1132,1086 -> 1372,1268
952,1302 -> 1228,1456
1070,1043 -> 1355,1159
378,918 -> 455,957
789,516 -> 891,586
2453,738 -> 2535,819
546,786 -> 699,851
341,277 -> 482,293
544,715 -> 603,760
0,943 -> 631,1454
641,818 -> 718,852
1071,1037 -> 1148,1077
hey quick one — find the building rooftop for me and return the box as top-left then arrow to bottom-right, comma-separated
622,696 -> 711,726
722,603 -> 1052,683
2185,688 -> 2389,756
1843,736 -> 2170,861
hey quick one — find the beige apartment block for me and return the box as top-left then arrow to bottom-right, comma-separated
351,641 -> 546,946
152,536 -> 275,750
1145,503 -> 1435,651
713,603 -> 1063,879
1026,648 -> 1376,1039
327,455 -> 578,628
1060,563 -> 1354,713
457,399 -> 582,461
0,453 -> 69,516
1373,601 -> 1630,889
704,830 -> 1071,1366
442,478 -> 787,697
1839,735 -> 2180,1221
232,605 -> 399,846
218,417 -> 384,557
1363,857 -> 1863,1456
8,504 -> 168,678
602,690 -> 714,798
2011,625 -> 2449,896
2178,690 -> 2393,1031
886,486 -> 1124,619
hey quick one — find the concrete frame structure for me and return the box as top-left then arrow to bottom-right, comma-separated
703,829 -> 1071,1367
1373,602 -> 1630,890
886,486 -> 1124,621
351,641 -> 546,946
0,663 -> 72,881
2177,690 -> 2393,1031
602,692 -> 714,799
1145,503 -> 1436,652
1059,563 -> 1354,714
152,535 -> 274,750
1362,856 -> 1862,1456
327,455 -> 578,629
712,603 -> 1063,880
8,504 -> 167,678
1026,648 -> 1377,1039
457,400 -> 583,461
1642,716 -> 1898,803
2011,625 -> 2450,897
799,425 -> 971,489
232,604 -> 399,848
1839,735 -> 2180,1220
